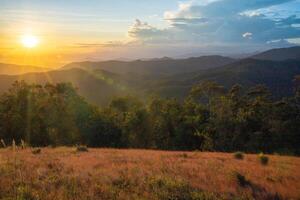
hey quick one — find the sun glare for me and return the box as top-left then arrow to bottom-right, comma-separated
21,35 -> 39,48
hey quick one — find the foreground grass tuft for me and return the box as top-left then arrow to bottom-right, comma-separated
149,176 -> 192,199
148,176 -> 219,200
0,139 -> 6,148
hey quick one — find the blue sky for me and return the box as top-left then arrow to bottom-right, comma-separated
1,0 -> 300,63
0,0 -> 178,32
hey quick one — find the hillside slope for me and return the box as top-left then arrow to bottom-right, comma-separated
1,58 -> 300,105
0,148 -> 299,200
0,68 -> 131,106
1,47 -> 300,105
148,59 -> 300,99
252,46 -> 300,61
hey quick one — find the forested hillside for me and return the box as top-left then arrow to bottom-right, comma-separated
252,46 -> 300,61
0,68 -> 133,106
0,47 -> 300,154
150,58 -> 300,99
1,79 -> 299,155
0,47 -> 300,106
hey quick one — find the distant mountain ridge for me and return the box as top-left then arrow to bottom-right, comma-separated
0,63 -> 50,75
63,55 -> 235,76
252,46 -> 300,61
0,46 -> 300,105
150,58 -> 300,99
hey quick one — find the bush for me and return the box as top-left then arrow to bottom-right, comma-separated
233,152 -> 244,160
32,148 -> 41,154
258,153 -> 269,165
76,145 -> 88,152
231,171 -> 248,187
181,153 -> 188,158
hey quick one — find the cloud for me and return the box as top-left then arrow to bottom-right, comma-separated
128,0 -> 300,48
128,19 -> 171,42
243,32 -> 253,39
70,41 -> 137,49
168,0 -> 294,18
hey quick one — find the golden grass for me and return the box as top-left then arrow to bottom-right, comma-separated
0,147 -> 299,200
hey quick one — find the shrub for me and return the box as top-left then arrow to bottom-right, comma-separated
76,145 -> 88,152
231,171 -> 248,187
181,153 -> 188,158
258,153 -> 269,165
233,152 -> 244,160
32,148 -> 41,154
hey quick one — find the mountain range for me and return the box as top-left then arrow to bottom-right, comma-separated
63,55 -> 235,76
0,63 -> 50,75
0,46 -> 299,105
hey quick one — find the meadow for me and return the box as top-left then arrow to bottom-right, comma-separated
0,147 -> 299,200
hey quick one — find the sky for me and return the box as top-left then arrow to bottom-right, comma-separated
0,0 -> 300,67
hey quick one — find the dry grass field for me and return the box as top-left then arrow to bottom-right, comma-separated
0,148 -> 299,200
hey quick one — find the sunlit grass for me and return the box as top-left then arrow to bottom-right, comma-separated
0,148 -> 299,199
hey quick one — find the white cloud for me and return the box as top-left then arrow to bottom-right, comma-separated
128,0 -> 300,48
242,32 -> 253,39
128,19 -> 171,42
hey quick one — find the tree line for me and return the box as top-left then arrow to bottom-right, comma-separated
0,79 -> 299,155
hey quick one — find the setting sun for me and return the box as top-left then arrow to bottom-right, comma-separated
21,35 -> 39,48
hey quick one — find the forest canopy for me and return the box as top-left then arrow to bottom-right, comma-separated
0,79 -> 299,155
